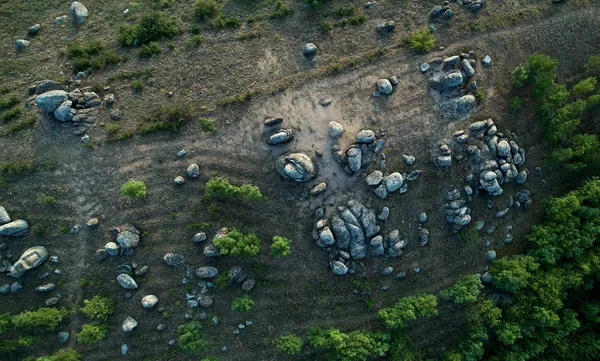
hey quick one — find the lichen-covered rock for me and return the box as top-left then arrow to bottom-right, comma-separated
115,224 -> 140,249
187,164 -> 200,178
365,170 -> 383,186
356,130 -> 376,144
117,274 -> 138,289
275,153 -> 317,182
70,2 -> 89,25
346,146 -> 362,172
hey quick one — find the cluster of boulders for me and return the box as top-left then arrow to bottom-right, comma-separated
96,224 -> 141,260
435,119 -> 534,232
443,187 -> 473,231
312,201 -> 408,275
173,163 -> 200,184
373,76 -> 399,96
429,2 -> 455,19
424,52 -> 491,120
0,206 -> 29,237
15,2 -> 88,51
332,129 -> 385,175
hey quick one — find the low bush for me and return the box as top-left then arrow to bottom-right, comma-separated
0,107 -> 22,122
212,15 -> 242,28
270,236 -> 292,257
80,296 -> 115,321
76,323 -> 107,344
231,295 -> 254,313
120,179 -> 147,199
194,0 -> 221,20
138,42 -> 162,58
130,80 -> 144,92
138,103 -> 194,133
66,41 -> 121,73
119,11 -> 179,46
276,334 -> 302,355
440,274 -> 484,304
12,307 -> 69,331
199,117 -> 216,132
379,294 -> 438,329
178,321 -> 209,354
205,176 -> 262,201
406,28 -> 436,53
213,228 -> 261,256
269,0 -> 293,19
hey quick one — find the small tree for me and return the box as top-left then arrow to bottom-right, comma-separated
76,323 -> 108,344
205,176 -> 262,202
307,327 -> 390,361
276,334 -> 303,355
491,255 -> 539,293
231,295 -> 254,313
12,308 -> 69,331
47,348 -> 82,361
270,236 -> 292,257
178,321 -> 209,354
379,294 -> 438,329
213,228 -> 261,256
120,179 -> 147,199
80,296 -> 115,321
440,274 -> 484,304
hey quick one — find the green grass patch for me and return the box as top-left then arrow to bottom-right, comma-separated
138,42 -> 162,58
66,40 -> 121,73
108,68 -> 153,82
131,80 -> 144,92
0,107 -> 22,122
269,0 -> 293,19
119,11 -> 180,46
138,102 -> 194,133
0,95 -> 19,110
199,117 -> 216,132
406,28 -> 436,53
216,91 -> 254,107
0,160 -> 35,175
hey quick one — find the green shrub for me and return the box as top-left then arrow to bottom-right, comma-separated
276,334 -> 302,355
0,313 -> 12,335
214,271 -> 231,288
31,223 -> 46,236
584,55 -> 600,77
270,236 -> 292,257
269,0 -> 293,19
440,275 -> 484,304
131,80 -> 144,92
406,28 -> 436,53
212,15 -> 242,28
491,255 -> 539,293
44,348 -> 82,361
194,0 -> 221,20
205,176 -> 262,201
37,193 -> 57,204
213,228 -> 261,256
231,295 -> 255,313
6,116 -> 36,134
12,308 -> 68,330
0,336 -> 37,355
199,117 -> 216,132
138,42 -> 162,58
0,107 -> 22,122
348,15 -> 365,25
508,96 -> 523,111
191,34 -> 204,45
80,296 -> 115,321
66,41 -> 121,73
321,20 -> 333,32
138,102 -> 194,133
119,11 -> 179,46
120,179 -> 147,199
0,95 -> 19,110
307,327 -> 390,361
76,323 -> 107,344
379,294 -> 438,329
178,321 -> 209,354
474,88 -> 486,103
333,5 -> 355,17
0,160 -> 35,175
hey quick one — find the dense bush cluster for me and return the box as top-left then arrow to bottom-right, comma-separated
76,323 -> 108,344
276,334 -> 303,355
80,296 -> 115,321
511,53 -> 600,171
11,307 -> 69,331
307,327 -> 390,361
378,294 -> 438,329
120,179 -> 147,199
178,321 -> 209,354
270,236 -> 292,257
204,176 -> 262,202
119,11 -> 180,47
212,228 -> 261,256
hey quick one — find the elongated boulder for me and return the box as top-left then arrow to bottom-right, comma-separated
0,219 -> 28,237
117,274 -> 138,289
9,246 -> 48,277
267,129 -> 294,145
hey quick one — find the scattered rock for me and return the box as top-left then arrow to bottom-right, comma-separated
46,297 -> 60,306
192,232 -> 207,243
331,261 -> 348,275
365,170 -> 383,186
376,79 -> 393,95
163,253 -> 184,267
304,43 -> 317,56
310,182 -> 327,196
482,55 -> 492,66
328,121 -> 344,138
268,128 -> 294,145
15,39 -> 30,50
0,206 -> 11,225
117,274 -> 138,289
35,283 -> 56,292
264,117 -> 283,126
86,217 -> 99,227
70,2 -> 89,25
58,331 -> 70,343
402,154 -> 416,165
9,246 -> 47,277
187,164 -> 200,178
378,207 -> 390,221
142,295 -> 159,309
195,266 -> 219,279
174,176 -> 185,185
122,316 -> 138,332
319,98 -> 332,106
28,24 -> 41,35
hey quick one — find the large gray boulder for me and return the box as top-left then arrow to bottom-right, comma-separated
71,2 -> 89,25
35,90 -> 69,112
9,246 -> 48,277
275,153 -> 317,182
355,130 -> 376,144
0,219 -> 29,237
346,146 -> 362,172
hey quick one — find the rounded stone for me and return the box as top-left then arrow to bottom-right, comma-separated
174,176 -> 185,185
195,266 -> 219,279
122,316 -> 138,332
331,261 -> 348,275
142,294 -> 159,309
104,242 -> 119,256
186,164 -> 200,178
304,43 -> 317,56
117,274 -> 138,289
328,121 -> 344,138
376,79 -> 393,95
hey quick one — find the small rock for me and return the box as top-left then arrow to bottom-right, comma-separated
264,117 -> 283,126
378,207 -> 390,221
122,316 -> 138,332
28,24 -> 41,35
485,250 -> 496,261
35,283 -> 56,292
105,242 -> 119,256
418,212 -> 427,223
482,55 -> 492,66
195,266 -> 219,279
365,170 -> 383,186
382,266 -> 394,275
45,297 -> 60,306
385,172 -> 403,192
121,344 -> 129,356
242,279 -> 256,292
310,182 -> 327,196
374,185 -> 388,199
58,331 -> 70,343
15,39 -> 30,50
70,2 -> 89,25
187,164 -> 200,178
192,232 -> 207,243
110,109 -> 122,120
304,43 -> 317,56
328,121 -> 344,138
319,98 -> 332,106
177,149 -> 186,157
86,218 -> 99,227
54,15 -> 68,25
174,176 -> 185,185
376,79 -> 393,95
163,252 -> 184,267
142,295 -> 159,309
419,63 -> 431,73
402,154 -> 416,165
117,274 -> 138,289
